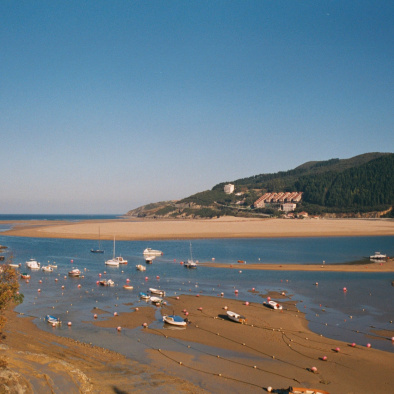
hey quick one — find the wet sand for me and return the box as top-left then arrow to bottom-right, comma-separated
2,294 -> 393,393
2,217 -> 394,241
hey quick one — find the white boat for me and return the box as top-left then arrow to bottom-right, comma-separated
370,251 -> 387,260
123,284 -> 133,290
143,248 -> 163,256
163,315 -> 187,327
149,288 -> 166,296
184,241 -> 197,268
264,300 -> 283,310
226,310 -> 246,324
105,236 -> 119,266
150,296 -> 163,304
45,315 -> 61,325
114,256 -> 128,265
26,259 -> 40,270
8,263 -> 20,268
48,263 -> 57,268
41,265 -> 53,272
139,292 -> 150,300
68,268 -> 81,277
145,256 -> 155,264
136,264 -> 146,271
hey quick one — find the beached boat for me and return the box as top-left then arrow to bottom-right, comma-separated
370,251 -> 387,260
264,300 -> 283,310
143,248 -> 163,256
287,386 -> 330,394
149,288 -> 166,296
41,265 -> 53,272
45,315 -> 61,325
139,292 -> 150,300
123,284 -> 133,290
145,256 -> 155,264
150,296 -> 163,305
136,264 -> 146,271
99,279 -> 115,286
26,259 -> 40,270
20,273 -> 31,279
91,227 -> 104,253
226,310 -> 246,324
163,315 -> 187,327
68,268 -> 81,277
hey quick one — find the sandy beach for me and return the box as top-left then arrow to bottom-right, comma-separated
2,294 -> 394,393
2,217 -> 394,241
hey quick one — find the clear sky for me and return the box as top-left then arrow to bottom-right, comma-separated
1,1 -> 393,214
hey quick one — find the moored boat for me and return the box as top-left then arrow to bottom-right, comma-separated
114,256 -> 128,264
136,264 -> 146,271
21,273 -> 31,279
143,248 -> 163,256
45,315 -> 61,325
99,279 -> 115,286
163,315 -> 187,327
41,265 -> 53,272
145,256 -> 155,264
226,310 -> 246,324
123,284 -> 133,290
26,259 -> 40,270
68,268 -> 81,277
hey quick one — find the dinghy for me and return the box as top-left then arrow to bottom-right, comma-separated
226,310 -> 246,324
163,315 -> 187,327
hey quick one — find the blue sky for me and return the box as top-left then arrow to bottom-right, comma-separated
1,1 -> 393,214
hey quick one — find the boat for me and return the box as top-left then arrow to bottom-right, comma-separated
8,263 -> 20,268
264,300 -> 283,310
150,296 -> 163,305
226,310 -> 247,324
237,260 -> 245,264
48,263 -> 58,268
99,279 -> 115,286
184,242 -> 197,268
41,265 -> 53,272
139,292 -> 150,300
163,315 -> 187,327
105,236 -> 119,266
20,273 -> 31,279
143,248 -> 163,256
91,227 -> 104,253
287,386 -> 330,394
45,315 -> 61,325
136,264 -> 146,271
145,256 -> 155,264
26,259 -> 40,270
68,268 -> 81,277
113,256 -> 128,265
123,284 -> 133,290
370,251 -> 387,260
149,288 -> 166,296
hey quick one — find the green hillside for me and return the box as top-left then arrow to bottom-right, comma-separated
126,153 -> 394,218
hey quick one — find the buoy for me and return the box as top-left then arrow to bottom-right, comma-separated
198,307 -> 203,311
117,326 -> 121,332
343,287 -> 347,292
114,312 -> 118,316
78,284 -> 81,288
335,347 -> 340,352
267,296 -> 271,301
143,322 -> 148,328
39,280 -> 42,283
351,342 -> 356,347
145,277 -> 148,281
67,322 -> 72,326
135,307 -> 139,311
38,289 -> 41,292
52,323 -> 56,327
185,312 -> 189,316
176,296 -> 180,300
94,314 -> 97,319
126,278 -> 130,282
267,387 -> 272,393
174,259 -> 176,262
322,356 -> 327,361
99,273 -> 102,277
223,306 -> 228,310
62,285 -> 65,289
221,292 -> 224,296
239,270 -> 242,273
55,278 -> 58,282
196,294 -> 200,297
391,337 -> 394,341
311,366 -> 317,373
366,343 -> 371,348
156,276 -> 160,279
234,289 -> 238,294
71,259 -> 73,263
245,301 -> 249,306
252,287 -> 255,291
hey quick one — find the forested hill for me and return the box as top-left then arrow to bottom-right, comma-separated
127,153 -> 394,218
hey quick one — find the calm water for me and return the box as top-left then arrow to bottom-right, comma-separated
1,227 -> 393,357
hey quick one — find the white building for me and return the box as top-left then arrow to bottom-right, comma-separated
224,184 -> 235,194
280,203 -> 297,213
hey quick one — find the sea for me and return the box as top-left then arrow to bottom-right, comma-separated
1,214 -> 393,360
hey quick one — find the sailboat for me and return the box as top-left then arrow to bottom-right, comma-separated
184,241 -> 197,268
105,236 -> 119,266
91,227 -> 104,253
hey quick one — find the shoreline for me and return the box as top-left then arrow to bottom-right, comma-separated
2,294 -> 394,393
1,217 -> 394,241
